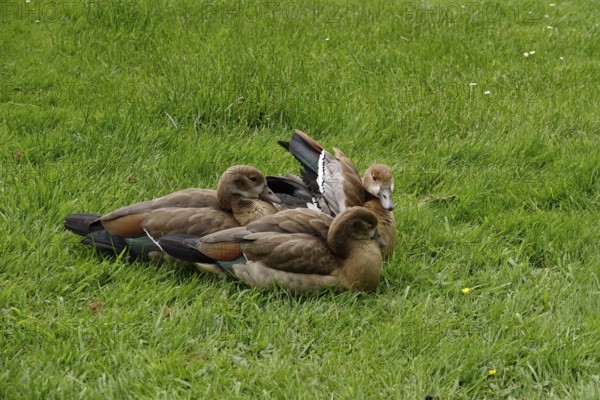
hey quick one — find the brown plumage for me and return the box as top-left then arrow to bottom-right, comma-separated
97,188 -> 221,237
63,165 -> 280,259
278,129 -> 397,259
360,164 -> 396,260
160,207 -> 384,293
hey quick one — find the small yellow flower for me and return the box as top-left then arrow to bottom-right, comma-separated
488,369 -> 497,376
461,287 -> 471,294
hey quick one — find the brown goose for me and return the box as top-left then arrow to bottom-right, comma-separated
158,207 -> 384,293
63,165 -> 280,259
361,164 -> 397,260
276,129 -> 396,259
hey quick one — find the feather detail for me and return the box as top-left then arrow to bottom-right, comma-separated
280,130 -> 366,216
163,207 -> 383,292
65,165 -> 279,261
64,213 -> 103,236
157,234 -> 216,263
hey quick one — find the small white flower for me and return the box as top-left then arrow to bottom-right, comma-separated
530,50 -> 536,54
35,19 -> 40,23
523,52 -> 529,57
325,37 -> 330,41
549,3 -> 556,6
546,26 -> 553,29
469,82 -> 477,86
26,0 -> 31,3
484,91 -> 491,95
560,56 -> 564,60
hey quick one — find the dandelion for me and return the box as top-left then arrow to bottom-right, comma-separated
488,369 -> 497,376
462,287 -> 471,294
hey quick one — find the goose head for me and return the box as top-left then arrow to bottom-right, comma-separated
328,207 -> 383,257
217,165 -> 281,210
362,164 -> 395,211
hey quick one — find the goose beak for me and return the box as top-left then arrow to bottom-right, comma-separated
261,185 -> 282,204
379,188 -> 395,211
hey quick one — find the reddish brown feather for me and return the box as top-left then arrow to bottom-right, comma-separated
294,129 -> 324,153
101,213 -> 148,237
197,241 -> 243,261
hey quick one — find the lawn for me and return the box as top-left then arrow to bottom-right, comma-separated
1,0 -> 599,398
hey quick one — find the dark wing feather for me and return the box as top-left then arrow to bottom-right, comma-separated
158,234 -> 216,263
266,175 -> 314,209
81,230 -> 159,260
285,129 -> 325,177
64,213 -> 103,236
82,230 -> 130,255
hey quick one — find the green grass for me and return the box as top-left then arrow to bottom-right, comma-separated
1,0 -> 599,398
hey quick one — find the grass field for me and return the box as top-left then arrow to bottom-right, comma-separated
1,0 -> 599,398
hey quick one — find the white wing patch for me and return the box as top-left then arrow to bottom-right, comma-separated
143,228 -> 164,252
307,201 -> 321,212
313,150 -> 350,216
316,151 -> 326,195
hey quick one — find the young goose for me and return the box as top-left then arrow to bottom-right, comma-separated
361,165 -> 397,260
278,129 -> 396,259
158,207 -> 384,293
63,165 -> 280,259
